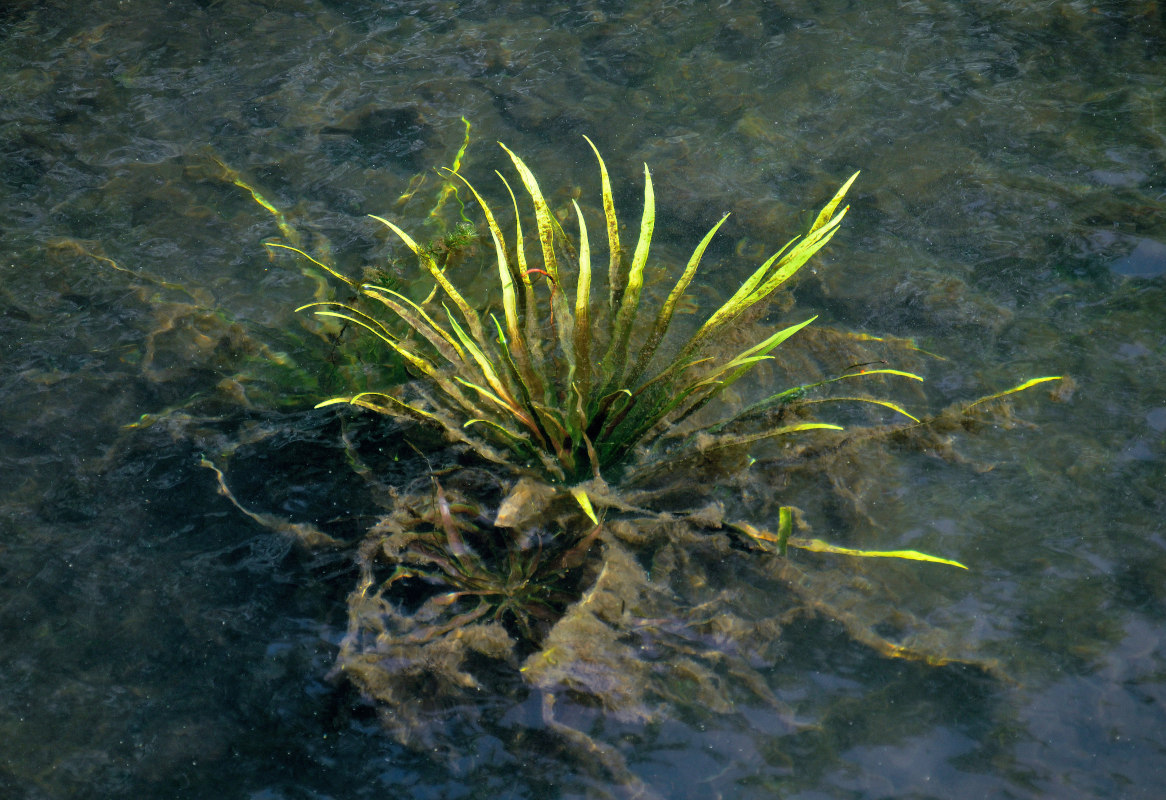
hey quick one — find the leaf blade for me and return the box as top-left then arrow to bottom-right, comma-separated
788,538 -> 969,570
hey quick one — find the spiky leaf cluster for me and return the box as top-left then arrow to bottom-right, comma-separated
301,140 -> 863,484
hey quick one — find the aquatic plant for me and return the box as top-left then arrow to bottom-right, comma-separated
210,138 -> 1061,775
298,140 -> 891,489
286,140 -> 1013,569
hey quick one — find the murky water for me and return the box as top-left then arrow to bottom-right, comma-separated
2,0 -> 1164,797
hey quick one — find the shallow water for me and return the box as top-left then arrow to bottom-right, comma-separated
2,0 -> 1164,797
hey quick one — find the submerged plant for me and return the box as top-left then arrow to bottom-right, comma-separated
342,471 -> 599,653
278,139 -> 1062,573
211,137 -> 1062,773
300,139 -> 883,489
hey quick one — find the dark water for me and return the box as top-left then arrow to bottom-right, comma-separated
2,0 -> 1164,797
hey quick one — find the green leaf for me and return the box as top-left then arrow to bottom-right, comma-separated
799,395 -> 921,423
369,213 -> 487,346
496,172 -> 549,397
700,422 -> 845,454
443,307 -> 502,390
671,175 -> 857,372
776,506 -> 793,556
266,243 -> 355,286
583,136 -> 624,315
499,143 -> 560,285
808,171 -> 859,234
627,213 -> 730,386
966,376 -> 1063,409
360,284 -> 466,364
673,316 -> 819,427
686,238 -> 798,352
317,391 -> 440,427
600,163 -> 654,390
499,143 -> 576,371
463,417 -> 532,450
732,521 -> 967,569
305,309 -> 396,347
787,538 -> 968,570
440,168 -> 521,345
295,301 -> 397,344
571,198 -> 593,407
720,368 -> 925,431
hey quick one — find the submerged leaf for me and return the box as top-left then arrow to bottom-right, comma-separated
570,199 -> 593,405
788,538 -> 968,570
583,136 -> 624,314
369,212 -> 488,346
776,506 -> 794,556
627,213 -> 730,386
800,395 -> 921,423
198,457 -> 342,548
966,376 -> 1063,408
267,243 -> 355,287
731,521 -> 967,569
570,487 -> 600,526
601,162 -> 655,390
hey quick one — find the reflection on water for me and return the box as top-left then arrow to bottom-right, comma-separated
2,0 -> 1164,797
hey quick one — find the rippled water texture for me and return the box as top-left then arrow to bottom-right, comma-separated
2,1 -> 1164,797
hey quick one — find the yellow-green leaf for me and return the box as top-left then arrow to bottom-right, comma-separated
808,170 -> 859,234
583,136 -> 623,313
776,506 -> 793,556
571,198 -> 592,404
570,487 -> 600,526
800,396 -> 921,423
369,213 -> 487,345
266,243 -> 355,286
966,376 -> 1063,409
788,538 -> 968,569
601,163 -> 654,387
627,213 -> 730,386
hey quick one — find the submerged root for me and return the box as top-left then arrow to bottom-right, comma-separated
329,468 -> 1007,780
539,691 -> 664,800
766,555 -> 1010,681
198,457 -> 344,549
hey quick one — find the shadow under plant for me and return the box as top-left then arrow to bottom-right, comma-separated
207,137 -> 1059,789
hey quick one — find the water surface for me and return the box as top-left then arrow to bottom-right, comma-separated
2,1 -> 1164,797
